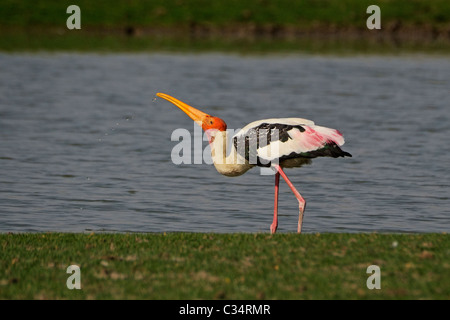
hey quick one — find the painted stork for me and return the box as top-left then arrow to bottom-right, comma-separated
157,93 -> 351,234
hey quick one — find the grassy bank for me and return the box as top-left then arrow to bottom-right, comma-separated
2,0 -> 450,29
1,0 -> 450,53
1,232 -> 449,299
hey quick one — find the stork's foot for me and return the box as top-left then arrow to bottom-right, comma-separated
297,201 -> 306,234
270,223 -> 277,234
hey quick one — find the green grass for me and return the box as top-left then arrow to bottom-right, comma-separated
1,232 -> 449,299
1,0 -> 450,53
1,0 -> 449,28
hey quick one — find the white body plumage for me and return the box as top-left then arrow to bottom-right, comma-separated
210,118 -> 349,177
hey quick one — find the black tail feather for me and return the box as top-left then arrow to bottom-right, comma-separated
304,142 -> 352,158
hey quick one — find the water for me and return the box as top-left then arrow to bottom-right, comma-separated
0,53 -> 449,233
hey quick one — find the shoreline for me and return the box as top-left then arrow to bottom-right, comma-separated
1,0 -> 449,53
2,26 -> 450,54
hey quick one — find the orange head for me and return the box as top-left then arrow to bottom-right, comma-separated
156,93 -> 227,141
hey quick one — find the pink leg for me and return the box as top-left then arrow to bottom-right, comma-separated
270,172 -> 280,234
274,165 -> 306,234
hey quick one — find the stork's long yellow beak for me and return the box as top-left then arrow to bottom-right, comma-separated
156,93 -> 210,127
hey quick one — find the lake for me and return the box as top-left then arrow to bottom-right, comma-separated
0,53 -> 449,233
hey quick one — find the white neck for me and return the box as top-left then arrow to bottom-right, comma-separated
210,131 -> 253,177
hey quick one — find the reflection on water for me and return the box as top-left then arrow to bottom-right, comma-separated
0,53 -> 449,233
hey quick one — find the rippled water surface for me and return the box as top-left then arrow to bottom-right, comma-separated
0,53 -> 449,233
